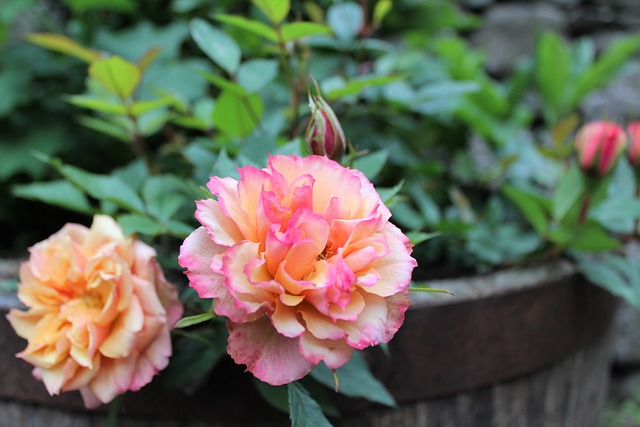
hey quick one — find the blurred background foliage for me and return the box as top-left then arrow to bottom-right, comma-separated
2,0 -> 639,277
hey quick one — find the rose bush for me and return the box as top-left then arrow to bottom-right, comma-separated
7,215 -> 183,408
179,154 -> 417,385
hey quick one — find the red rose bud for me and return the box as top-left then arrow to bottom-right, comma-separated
627,122 -> 640,167
575,121 -> 627,176
305,94 -> 346,161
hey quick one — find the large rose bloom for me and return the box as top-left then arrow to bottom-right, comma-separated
7,215 -> 183,408
179,155 -> 417,385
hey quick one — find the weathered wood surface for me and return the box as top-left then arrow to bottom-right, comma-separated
0,259 -> 617,427
340,330 -> 613,427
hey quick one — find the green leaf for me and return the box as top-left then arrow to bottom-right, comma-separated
118,213 -> 160,236
326,2 -> 363,41
214,14 -> 278,42
130,97 -> 173,115
67,96 -> 127,114
26,33 -> 101,63
552,165 -> 586,222
406,231 -> 441,246
55,163 -> 145,214
575,253 -> 640,308
174,312 -> 216,328
570,34 -> 640,109
390,202 -> 427,230
352,150 -> 388,180
549,221 -> 620,252
408,183 -> 441,225
373,0 -> 392,25
590,196 -> 640,233
310,351 -> 396,407
327,75 -> 400,100
161,328 -> 227,390
252,0 -> 290,25
377,180 -> 404,204
502,185 -> 550,235
535,32 -> 571,122
164,220 -> 195,238
254,381 -> 289,413
237,59 -> 279,93
288,382 -> 333,427
280,22 -> 332,43
212,90 -> 264,138
13,180 -> 94,214
142,175 -> 186,221
89,56 -> 141,99
190,18 -> 241,74
198,70 -> 246,95
62,0 -> 135,13
76,116 -> 129,142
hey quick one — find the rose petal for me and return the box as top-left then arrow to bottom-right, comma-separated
227,317 -> 314,386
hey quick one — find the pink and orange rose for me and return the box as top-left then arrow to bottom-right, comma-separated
179,154 -> 417,385
7,215 -> 182,408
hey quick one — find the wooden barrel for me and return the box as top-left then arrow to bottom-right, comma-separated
340,261 -> 618,427
0,259 -> 618,426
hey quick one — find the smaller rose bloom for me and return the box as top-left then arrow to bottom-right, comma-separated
305,94 -> 346,161
627,121 -> 640,167
7,215 -> 182,408
575,121 -> 627,176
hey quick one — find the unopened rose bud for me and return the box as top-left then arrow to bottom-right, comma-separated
575,121 -> 627,176
305,94 -> 346,161
627,122 -> 640,167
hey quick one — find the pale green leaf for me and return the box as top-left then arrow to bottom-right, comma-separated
280,22 -> 331,43
66,95 -> 127,114
552,165 -> 586,222
237,59 -> 279,93
535,32 -> 571,121
327,75 -> 400,99
214,14 -> 278,42
212,90 -> 264,138
502,185 -> 550,235
142,175 -> 185,221
118,213 -> 160,236
326,2 -> 363,41
76,116 -> 129,142
373,0 -> 392,25
190,18 -> 241,74
198,70 -> 246,95
174,312 -> 216,328
352,150 -> 388,180
26,33 -> 101,63
130,97 -> 173,115
89,56 -> 141,99
252,0 -> 290,25
13,180 -> 94,214
56,164 -> 145,214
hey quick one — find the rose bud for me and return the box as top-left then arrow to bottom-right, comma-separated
575,121 -> 627,176
627,121 -> 640,167
305,94 -> 346,161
